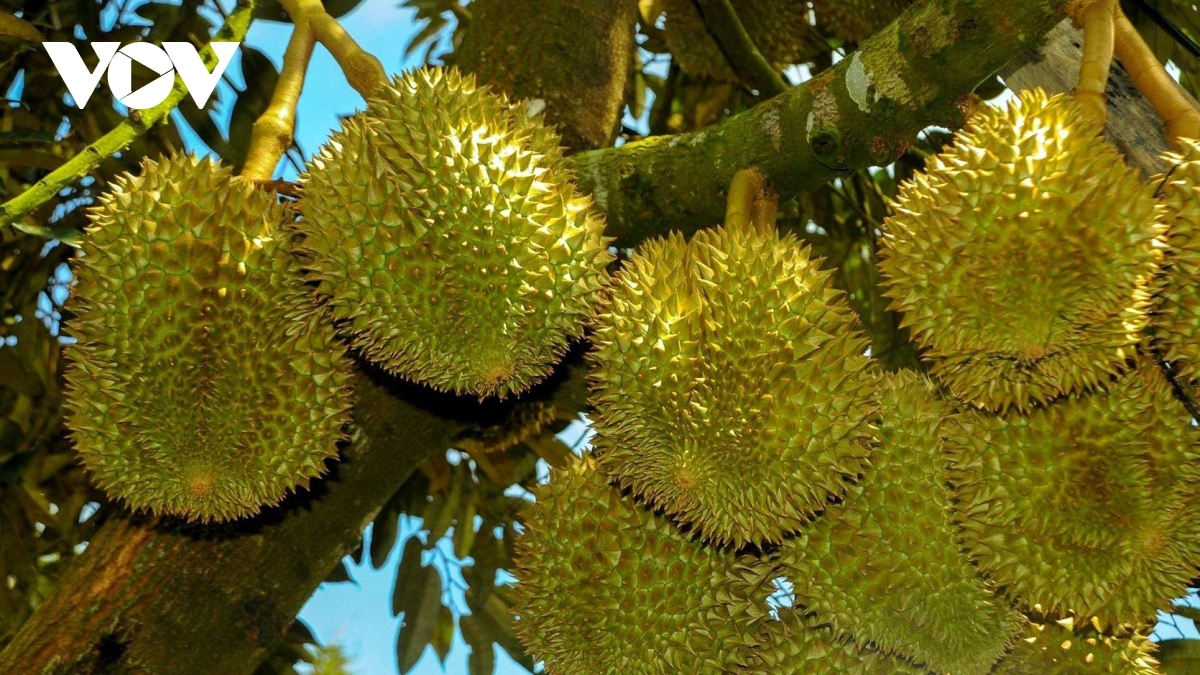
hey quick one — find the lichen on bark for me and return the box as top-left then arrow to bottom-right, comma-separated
573,0 -> 1071,246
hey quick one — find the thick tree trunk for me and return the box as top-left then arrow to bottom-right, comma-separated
452,0 -> 639,153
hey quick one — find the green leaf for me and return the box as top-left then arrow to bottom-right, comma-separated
370,506 -> 399,569
1172,605 -> 1200,625
393,535 -> 442,673
460,614 -> 497,675
1159,639 -> 1200,674
431,606 -> 454,663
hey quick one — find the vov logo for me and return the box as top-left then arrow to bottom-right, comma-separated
42,42 -> 240,110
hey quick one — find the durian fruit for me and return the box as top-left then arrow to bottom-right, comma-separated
1152,138 -> 1200,384
879,89 -> 1165,412
993,619 -> 1160,674
745,605 -> 927,674
776,371 -> 1020,674
651,0 -> 817,83
511,458 -> 766,674
588,218 -> 876,547
64,155 -> 353,522
947,362 -> 1200,629
298,67 -> 613,399
811,0 -> 913,43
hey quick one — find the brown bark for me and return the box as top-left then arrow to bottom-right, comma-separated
0,370 -> 456,674
571,0 -> 1074,246
452,0 -> 639,153
0,359 -> 588,675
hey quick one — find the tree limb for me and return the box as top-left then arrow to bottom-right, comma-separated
572,0 -> 1072,246
694,0 -> 788,97
0,1 -> 256,237
0,359 -> 588,674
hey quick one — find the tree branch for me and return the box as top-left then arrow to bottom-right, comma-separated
0,359 -> 589,674
571,0 -> 1072,246
0,1 -> 256,236
241,19 -> 316,181
694,0 -> 788,97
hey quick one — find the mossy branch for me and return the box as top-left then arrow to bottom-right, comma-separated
571,0 -> 1072,246
0,2 -> 255,237
241,19 -> 316,181
694,0 -> 788,97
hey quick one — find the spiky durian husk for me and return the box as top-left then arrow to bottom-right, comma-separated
64,155 -> 353,522
588,218 -> 876,547
811,0 -> 913,43
744,607 -> 927,674
776,371 -> 1020,673
298,67 -> 613,399
993,620 -> 1160,674
511,458 -> 767,674
1152,138 -> 1200,384
947,363 -> 1200,629
879,89 -> 1165,412
651,0 -> 817,82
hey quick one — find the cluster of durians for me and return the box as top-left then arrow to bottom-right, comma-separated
509,89 -> 1200,674
63,67 -> 613,522
57,53 -> 1200,672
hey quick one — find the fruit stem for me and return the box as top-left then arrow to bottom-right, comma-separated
240,20 -> 316,181
724,167 -> 768,230
1114,6 -> 1200,144
0,1 -> 255,239
279,0 -> 386,99
1074,0 -> 1117,128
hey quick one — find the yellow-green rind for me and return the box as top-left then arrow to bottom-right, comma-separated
651,0 -> 818,82
777,371 -> 1021,673
64,155 -> 353,522
511,458 -> 765,674
1152,137 -> 1200,385
588,218 -> 876,547
947,363 -> 1200,630
992,620 -> 1160,674
298,67 -> 613,399
879,89 -> 1165,412
744,607 -> 927,674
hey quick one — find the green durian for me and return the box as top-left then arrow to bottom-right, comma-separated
1152,138 -> 1200,384
650,0 -> 818,83
812,0 -> 913,43
879,89 -> 1165,412
744,606 -> 927,674
64,155 -> 353,522
588,218 -> 876,547
775,371 -> 1020,674
947,363 -> 1200,629
298,67 -> 613,399
511,458 -> 766,674
993,619 -> 1160,674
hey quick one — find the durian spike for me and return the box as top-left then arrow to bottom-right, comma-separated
1072,0 -> 1117,129
1114,6 -> 1200,145
241,20 -> 316,181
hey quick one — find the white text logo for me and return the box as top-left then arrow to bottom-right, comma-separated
42,42 -> 240,109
